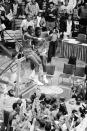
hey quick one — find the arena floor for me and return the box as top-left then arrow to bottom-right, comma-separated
0,52 -> 86,100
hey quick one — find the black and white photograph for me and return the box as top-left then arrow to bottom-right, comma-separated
0,0 -> 87,131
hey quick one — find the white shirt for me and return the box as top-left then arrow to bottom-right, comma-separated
13,3 -> 18,16
21,19 -> 34,31
66,20 -> 72,35
68,0 -> 77,10
61,0 -> 76,14
63,0 -> 76,9
37,16 -> 41,27
50,33 -> 58,42
25,2 -> 39,16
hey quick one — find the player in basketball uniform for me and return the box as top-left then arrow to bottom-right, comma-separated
22,26 -> 44,85
32,27 -> 48,84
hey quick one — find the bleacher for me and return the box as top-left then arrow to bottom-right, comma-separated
15,19 -> 23,30
4,30 -> 22,42
4,30 -> 22,50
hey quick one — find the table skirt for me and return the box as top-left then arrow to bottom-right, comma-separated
59,40 -> 87,62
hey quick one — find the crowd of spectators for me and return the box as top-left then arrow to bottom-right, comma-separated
1,84 -> 87,131
0,0 -> 87,33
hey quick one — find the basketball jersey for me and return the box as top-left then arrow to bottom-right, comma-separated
22,32 -> 32,49
22,32 -> 33,56
32,38 -> 45,54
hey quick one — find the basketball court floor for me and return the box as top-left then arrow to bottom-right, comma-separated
0,54 -> 86,100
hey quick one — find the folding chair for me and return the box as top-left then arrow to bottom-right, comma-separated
71,66 -> 85,86
46,64 -> 55,84
58,64 -> 74,84
68,56 -> 76,66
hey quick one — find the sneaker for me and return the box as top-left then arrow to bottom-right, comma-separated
43,75 -> 48,84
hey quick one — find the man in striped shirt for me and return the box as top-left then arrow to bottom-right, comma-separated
25,0 -> 39,17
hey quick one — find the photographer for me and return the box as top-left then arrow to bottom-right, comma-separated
69,110 -> 81,130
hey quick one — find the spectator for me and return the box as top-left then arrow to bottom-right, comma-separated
3,0 -> 13,29
42,0 -> 47,12
25,0 -> 39,17
47,29 -> 58,63
0,1 -> 5,12
32,27 -> 48,84
59,115 -> 68,131
20,13 -> 34,34
60,0 -> 69,14
68,0 -> 77,11
71,85 -> 85,101
69,110 -> 81,128
71,86 -> 78,99
11,0 -> 19,29
17,0 -> 25,18
9,102 -> 20,118
40,13 -> 46,28
22,26 -> 44,85
78,1 -> 87,34
76,85 -> 85,101
11,0 -> 19,18
36,12 -> 42,27
0,9 -> 12,30
63,14 -> 75,38
78,1 -> 87,22
36,12 -> 46,28
4,0 -> 12,15
8,102 -> 22,130
45,2 -> 58,30
60,0 -> 76,14
59,98 -> 68,115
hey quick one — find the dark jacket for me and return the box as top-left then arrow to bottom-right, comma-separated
45,8 -> 58,22
59,19 -> 75,33
78,5 -> 87,26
